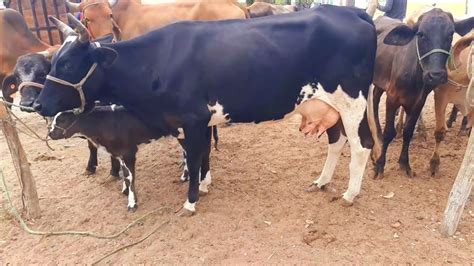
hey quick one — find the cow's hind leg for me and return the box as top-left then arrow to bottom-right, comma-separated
179,122 -> 211,216
199,128 -> 212,195
110,157 -> 121,178
447,105 -> 459,128
306,120 -> 346,192
340,106 -> 372,205
85,140 -> 98,175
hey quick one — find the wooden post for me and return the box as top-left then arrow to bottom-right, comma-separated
440,132 -> 474,236
0,103 -> 41,219
441,41 -> 474,236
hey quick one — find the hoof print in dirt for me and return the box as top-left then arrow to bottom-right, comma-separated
177,208 -> 195,217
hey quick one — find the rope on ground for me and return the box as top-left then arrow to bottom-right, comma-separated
91,220 -> 170,265
1,169 -> 171,239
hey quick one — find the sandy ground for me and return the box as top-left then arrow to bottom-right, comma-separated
0,95 -> 473,264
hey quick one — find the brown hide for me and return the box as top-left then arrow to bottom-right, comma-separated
0,9 -> 49,82
246,2 -> 295,18
78,0 -> 249,41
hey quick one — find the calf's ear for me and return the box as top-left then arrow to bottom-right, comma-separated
91,47 -> 118,68
383,24 -> 416,46
454,16 -> 474,36
2,74 -> 18,96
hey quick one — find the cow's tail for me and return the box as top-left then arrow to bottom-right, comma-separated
212,126 -> 219,151
367,84 -> 382,160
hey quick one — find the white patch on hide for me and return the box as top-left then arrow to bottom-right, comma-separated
177,128 -> 185,139
57,35 -> 78,54
49,112 -> 63,133
17,64 -> 40,83
314,134 -> 347,188
183,199 -> 196,212
208,101 -> 230,126
119,158 -> 137,209
199,171 -> 212,193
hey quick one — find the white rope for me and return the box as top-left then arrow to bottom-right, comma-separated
18,81 -> 44,92
46,63 -> 97,115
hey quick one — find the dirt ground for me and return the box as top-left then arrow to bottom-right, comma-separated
0,95 -> 473,264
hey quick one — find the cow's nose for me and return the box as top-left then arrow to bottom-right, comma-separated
427,71 -> 447,84
33,101 -> 42,112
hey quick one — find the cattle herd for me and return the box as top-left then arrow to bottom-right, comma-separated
0,0 -> 473,216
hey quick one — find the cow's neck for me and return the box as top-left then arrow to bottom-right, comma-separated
111,0 -> 137,30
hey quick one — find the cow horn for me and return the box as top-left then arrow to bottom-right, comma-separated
48,16 -> 76,37
108,0 -> 117,7
37,50 -> 51,57
67,13 -> 90,43
65,0 -> 81,12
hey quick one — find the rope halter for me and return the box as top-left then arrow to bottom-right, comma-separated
18,81 -> 45,93
416,36 -> 451,71
45,62 -> 98,115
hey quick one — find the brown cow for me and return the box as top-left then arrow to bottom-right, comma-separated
246,2 -> 297,18
430,33 -> 474,175
66,0 -> 249,41
0,8 -> 51,103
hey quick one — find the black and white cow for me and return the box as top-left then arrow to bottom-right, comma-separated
35,6 -> 381,215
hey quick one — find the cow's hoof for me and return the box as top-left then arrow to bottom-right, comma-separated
84,167 -> 96,176
429,158 -> 440,177
177,208 -> 195,217
373,171 -> 384,180
458,128 -> 471,137
341,199 -> 353,207
122,188 -> 129,196
306,183 -> 325,193
128,204 -> 138,212
110,170 -> 120,179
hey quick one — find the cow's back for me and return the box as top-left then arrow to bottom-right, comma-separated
114,0 -> 248,40
0,9 -> 48,78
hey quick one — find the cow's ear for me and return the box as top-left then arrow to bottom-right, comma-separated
454,16 -> 474,36
91,47 -> 118,68
2,74 -> 18,95
383,24 -> 416,46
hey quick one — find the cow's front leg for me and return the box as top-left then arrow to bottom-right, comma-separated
340,112 -> 371,205
399,101 -> 426,178
85,140 -> 98,175
306,120 -> 346,192
179,122 -> 211,216
430,92 -> 448,176
110,157 -> 121,178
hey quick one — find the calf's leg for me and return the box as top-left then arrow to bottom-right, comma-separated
85,140 -> 98,175
178,139 -> 189,182
375,99 -> 399,179
430,91 -> 449,176
120,150 -> 138,212
447,105 -> 459,128
399,100 -> 426,178
199,128 -> 212,195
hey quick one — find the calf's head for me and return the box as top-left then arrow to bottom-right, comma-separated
383,8 -> 474,86
35,14 -> 117,117
48,111 -> 79,140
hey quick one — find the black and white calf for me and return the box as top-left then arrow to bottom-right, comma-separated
48,105 -> 212,211
36,6 -> 380,214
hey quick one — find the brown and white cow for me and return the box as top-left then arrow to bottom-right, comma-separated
65,0 -> 249,41
430,33 -> 474,175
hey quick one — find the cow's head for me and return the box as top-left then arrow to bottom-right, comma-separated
48,111 -> 79,139
5,54 -> 52,112
35,14 -> 117,117
383,8 -> 474,86
66,0 -> 121,41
